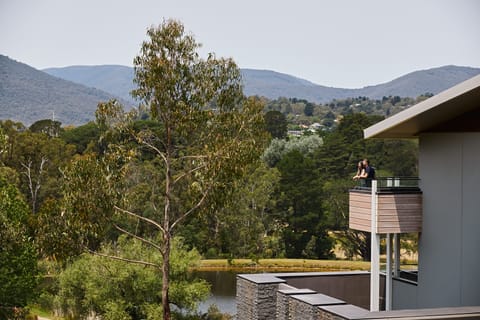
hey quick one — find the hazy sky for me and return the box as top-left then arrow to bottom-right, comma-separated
1,0 -> 479,88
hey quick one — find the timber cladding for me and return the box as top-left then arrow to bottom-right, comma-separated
349,192 -> 371,232
349,191 -> 422,234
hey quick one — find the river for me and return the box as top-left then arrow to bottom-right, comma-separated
195,271 -> 238,315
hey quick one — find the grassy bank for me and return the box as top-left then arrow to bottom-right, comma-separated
195,258 -> 372,272
195,258 -> 418,272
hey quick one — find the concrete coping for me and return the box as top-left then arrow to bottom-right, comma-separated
364,306 -> 480,319
237,273 -> 286,284
277,283 -> 297,291
321,305 -> 480,320
320,304 -> 370,319
278,288 -> 316,295
238,271 -> 370,284
290,293 -> 346,306
271,271 -> 370,278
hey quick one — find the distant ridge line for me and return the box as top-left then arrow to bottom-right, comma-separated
44,64 -> 480,104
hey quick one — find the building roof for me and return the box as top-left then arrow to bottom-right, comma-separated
364,74 -> 480,138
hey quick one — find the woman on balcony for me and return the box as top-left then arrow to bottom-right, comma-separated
353,161 -> 366,187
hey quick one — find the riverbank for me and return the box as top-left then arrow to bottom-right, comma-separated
194,258 -> 418,272
195,258 -> 372,272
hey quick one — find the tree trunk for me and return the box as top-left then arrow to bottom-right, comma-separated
162,144 -> 172,320
162,233 -> 171,319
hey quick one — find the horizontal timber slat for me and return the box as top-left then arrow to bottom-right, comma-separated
378,226 -> 422,233
349,217 -> 371,226
378,203 -> 422,210
378,216 -> 422,222
377,196 -> 422,204
377,209 -> 423,216
349,193 -> 372,203
349,206 -> 371,214
377,221 -> 423,228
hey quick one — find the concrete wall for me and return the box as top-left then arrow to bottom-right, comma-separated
392,278 -> 417,310
283,272 -> 384,310
418,133 -> 480,308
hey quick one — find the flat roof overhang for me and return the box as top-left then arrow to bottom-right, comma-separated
364,74 -> 480,139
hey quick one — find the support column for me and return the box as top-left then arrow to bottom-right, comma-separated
394,234 -> 400,278
386,233 -> 393,311
370,180 -> 380,311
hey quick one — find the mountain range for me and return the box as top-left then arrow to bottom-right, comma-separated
1,53 -> 479,126
44,64 -> 480,105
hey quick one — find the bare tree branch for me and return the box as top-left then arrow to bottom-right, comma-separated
172,164 -> 207,185
114,205 -> 166,235
170,186 -> 211,230
21,156 -> 48,214
137,137 -> 168,166
21,160 -> 34,207
178,155 -> 209,160
86,248 -> 160,269
113,223 -> 164,253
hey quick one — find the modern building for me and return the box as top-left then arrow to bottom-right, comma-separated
363,73 -> 480,310
236,74 -> 480,319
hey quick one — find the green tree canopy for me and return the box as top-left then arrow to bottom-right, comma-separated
304,103 -> 314,116
54,236 -> 208,320
29,119 -> 63,137
275,150 -> 333,258
60,122 -> 101,154
0,179 -> 39,318
262,135 -> 323,167
264,110 -> 287,139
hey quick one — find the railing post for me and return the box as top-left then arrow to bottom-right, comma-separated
370,180 -> 380,311
386,233 -> 393,311
394,234 -> 400,278
394,178 -> 400,187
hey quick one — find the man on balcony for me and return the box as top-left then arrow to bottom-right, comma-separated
359,158 -> 375,187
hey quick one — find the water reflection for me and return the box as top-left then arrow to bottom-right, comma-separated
194,271 -> 237,315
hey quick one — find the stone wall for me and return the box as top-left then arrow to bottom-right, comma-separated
236,274 -> 285,320
276,286 -> 315,320
288,293 -> 345,320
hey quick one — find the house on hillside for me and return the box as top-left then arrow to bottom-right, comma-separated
236,74 -> 480,319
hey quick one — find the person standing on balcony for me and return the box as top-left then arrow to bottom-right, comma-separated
358,158 -> 375,187
353,161 -> 366,187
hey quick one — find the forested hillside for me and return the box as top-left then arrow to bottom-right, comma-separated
0,55 -> 129,125
44,64 -> 136,103
44,64 -> 480,104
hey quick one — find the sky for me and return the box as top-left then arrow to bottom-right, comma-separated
1,0 -> 479,88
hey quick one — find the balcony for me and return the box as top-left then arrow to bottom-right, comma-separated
349,177 -> 422,234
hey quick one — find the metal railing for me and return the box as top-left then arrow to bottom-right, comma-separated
353,177 -> 420,192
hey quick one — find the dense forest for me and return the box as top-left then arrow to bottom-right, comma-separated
0,21 -> 419,320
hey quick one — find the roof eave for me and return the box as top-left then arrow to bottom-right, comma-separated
364,74 -> 480,139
